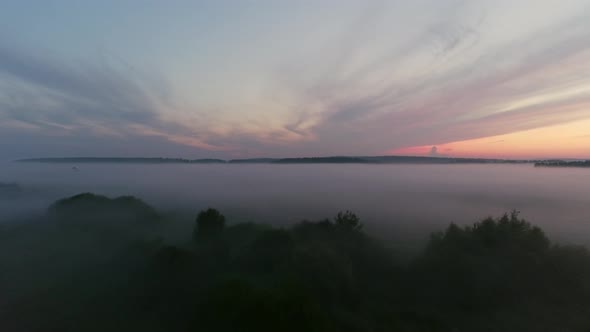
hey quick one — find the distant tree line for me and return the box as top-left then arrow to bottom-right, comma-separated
535,160 -> 590,168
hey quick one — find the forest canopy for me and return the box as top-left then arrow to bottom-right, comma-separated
1,194 -> 589,332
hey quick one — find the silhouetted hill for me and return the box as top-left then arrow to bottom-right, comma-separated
229,158 -> 278,163
365,155 -> 529,164
535,160 -> 590,167
274,156 -> 370,163
18,157 -> 226,164
17,156 -> 538,165
49,193 -> 161,227
275,156 -> 532,164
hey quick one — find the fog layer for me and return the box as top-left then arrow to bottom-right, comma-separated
2,162 -> 589,248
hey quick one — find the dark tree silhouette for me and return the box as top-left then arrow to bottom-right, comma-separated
334,210 -> 362,231
193,208 -> 226,241
6,197 -> 590,332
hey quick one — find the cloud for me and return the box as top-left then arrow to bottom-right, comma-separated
0,45 -> 155,123
0,42 -> 241,157
1,1 -> 590,158
429,146 -> 439,157
268,5 -> 590,156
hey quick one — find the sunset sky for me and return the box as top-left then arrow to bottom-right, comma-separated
1,0 -> 589,159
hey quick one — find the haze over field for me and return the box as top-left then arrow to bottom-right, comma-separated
3,161 -> 590,249
3,161 -> 590,331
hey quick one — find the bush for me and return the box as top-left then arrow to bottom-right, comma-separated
196,280 -> 332,332
47,193 -> 161,234
193,208 -> 226,242
334,211 -> 362,231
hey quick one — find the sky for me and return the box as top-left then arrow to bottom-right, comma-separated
0,0 -> 589,160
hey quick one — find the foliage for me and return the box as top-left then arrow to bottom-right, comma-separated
406,211 -> 590,330
334,210 -> 363,231
3,197 -> 590,332
48,193 -> 161,227
197,280 -> 333,332
193,208 -> 226,242
0,182 -> 22,198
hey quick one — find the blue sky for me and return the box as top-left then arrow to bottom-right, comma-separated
1,0 -> 590,159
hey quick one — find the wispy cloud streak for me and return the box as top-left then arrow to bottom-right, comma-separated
1,0 -> 589,158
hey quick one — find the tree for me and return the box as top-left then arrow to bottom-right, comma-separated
334,210 -> 362,231
193,208 -> 226,242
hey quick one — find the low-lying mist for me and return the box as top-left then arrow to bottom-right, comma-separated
2,161 -> 590,248
1,187 -> 590,331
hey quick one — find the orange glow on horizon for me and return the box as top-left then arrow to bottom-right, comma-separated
389,119 -> 590,160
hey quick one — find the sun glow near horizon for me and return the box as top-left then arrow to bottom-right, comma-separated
391,118 -> 590,160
